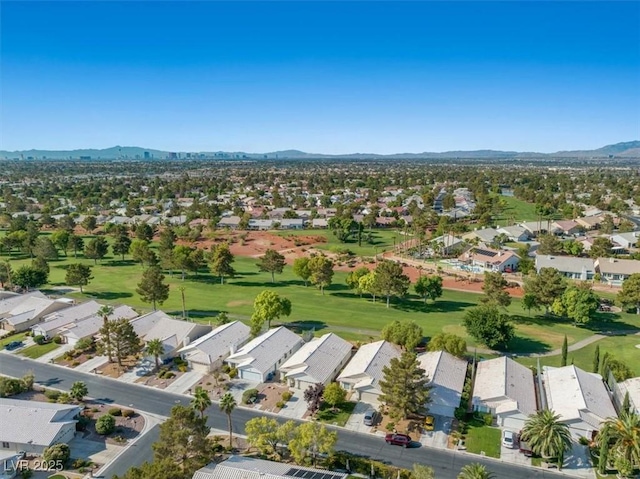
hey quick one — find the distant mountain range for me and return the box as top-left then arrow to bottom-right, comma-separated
1,141 -> 639,160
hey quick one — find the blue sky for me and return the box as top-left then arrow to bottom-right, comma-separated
1,1 -> 639,154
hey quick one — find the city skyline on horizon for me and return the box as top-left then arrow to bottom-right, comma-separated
1,1 -> 639,154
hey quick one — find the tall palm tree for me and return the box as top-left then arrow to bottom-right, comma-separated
457,463 -> 495,479
146,338 -> 164,371
97,305 -> 114,362
219,392 -> 237,448
521,410 -> 572,469
597,412 -> 640,470
190,386 -> 211,420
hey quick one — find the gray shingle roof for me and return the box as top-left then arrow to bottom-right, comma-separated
61,305 -> 138,340
36,300 -> 103,334
336,340 -> 401,391
0,291 -> 47,316
280,333 -> 352,385
226,326 -> 303,374
179,321 -> 251,365
535,255 -> 595,275
417,351 -> 468,409
193,456 -> 348,479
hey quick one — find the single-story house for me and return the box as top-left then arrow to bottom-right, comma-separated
247,219 -> 274,231
542,365 -> 617,439
32,300 -> 104,339
551,220 -> 583,236
610,232 -> 640,250
535,255 -> 596,281
431,234 -> 466,256
595,257 -> 640,286
472,356 -> 537,431
217,216 -> 242,229
458,247 -> 520,273
279,333 -> 353,391
417,351 -> 468,418
279,218 -> 305,230
520,221 -> 560,237
336,340 -> 401,405
575,216 -> 601,231
496,225 -> 530,242
130,311 -> 212,359
59,305 -> 138,346
178,321 -> 251,373
225,326 -> 304,383
613,376 -> 640,414
0,292 -> 71,333
311,218 -> 328,228
463,228 -> 501,244
0,398 -> 81,454
192,455 -> 348,479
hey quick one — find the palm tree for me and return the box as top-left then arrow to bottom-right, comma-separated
190,386 -> 211,420
97,305 -> 114,362
520,410 -> 572,469
457,463 -> 495,479
597,412 -> 640,471
219,392 -> 237,448
146,338 -> 164,371
69,381 -> 88,402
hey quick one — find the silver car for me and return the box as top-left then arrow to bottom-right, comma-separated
363,409 -> 377,426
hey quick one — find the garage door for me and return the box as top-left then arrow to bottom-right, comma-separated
190,361 -> 211,374
501,416 -> 525,431
240,369 -> 263,383
359,391 -> 380,405
428,404 -> 455,418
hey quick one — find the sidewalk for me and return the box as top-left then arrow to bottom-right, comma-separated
35,343 -> 73,363
75,355 -> 109,373
164,370 -> 204,394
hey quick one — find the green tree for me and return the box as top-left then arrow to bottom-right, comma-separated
589,237 -> 613,259
190,386 -> 211,420
520,410 -> 572,469
69,381 -> 88,402
98,317 -> 142,367
597,412 -> 640,471
65,263 -> 93,293
219,392 -> 237,447
136,266 -> 170,310
257,248 -> 286,283
13,265 -> 48,290
81,215 -> 97,233
593,344 -> 600,373
289,421 -> 337,467
537,234 -> 563,255
0,261 -> 13,288
152,405 -> 213,476
379,351 -> 430,420
346,266 -> 370,296
68,234 -> 84,258
146,338 -> 164,371
522,292 -> 541,316
112,233 -> 132,261
250,290 -> 292,336
551,284 -> 599,325
600,214 -> 615,234
97,305 -> 114,362
96,414 -> 116,435
209,243 -> 236,284
34,237 -> 58,260
172,245 -> 194,280
293,257 -> 312,286
359,270 -> 381,302
245,416 -> 281,457
130,239 -> 153,267
135,223 -> 154,242
43,443 -> 71,465
84,237 -> 109,264
308,255 -> 334,295
323,383 -> 346,411
373,260 -> 410,308
414,275 -> 443,303
561,335 -> 568,367
462,305 -> 514,350
381,320 -> 423,351
51,230 -> 71,257
412,464 -> 435,479
427,332 -> 467,357
481,271 -> 511,308
618,273 -> 640,314
457,463 -> 495,479
524,267 -> 567,314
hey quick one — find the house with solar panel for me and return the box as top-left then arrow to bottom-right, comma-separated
279,333 -> 353,391
457,246 -> 520,273
193,455 -> 348,479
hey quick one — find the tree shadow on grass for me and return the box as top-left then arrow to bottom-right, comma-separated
286,320 -> 327,333
505,335 -> 552,355
88,291 -> 133,301
231,279 -> 306,288
393,299 -> 476,314
169,309 -> 228,320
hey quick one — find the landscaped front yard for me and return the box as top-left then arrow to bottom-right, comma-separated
0,331 -> 28,348
463,419 -> 501,458
19,342 -> 60,359
314,401 -> 356,427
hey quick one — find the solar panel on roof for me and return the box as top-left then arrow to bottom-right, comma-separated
285,468 -> 342,479
474,248 -> 497,257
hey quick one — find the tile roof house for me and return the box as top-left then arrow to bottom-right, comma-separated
610,232 -> 640,250
458,247 -> 520,273
0,292 -> 71,333
280,333 -> 353,391
417,351 -> 468,418
31,300 -> 104,339
472,357 -> 537,430
130,311 -> 212,359
431,234 -> 466,256
216,215 -> 242,229
595,257 -> 640,286
496,225 -> 530,242
59,305 -> 138,346
462,228 -> 501,244
193,455 -> 348,479
0,398 -> 81,454
613,376 -> 640,414
519,221 -> 561,237
542,365 -> 617,438
178,321 -> 251,373
551,220 -> 583,236
336,340 -> 401,405
535,255 -> 596,280
225,326 -> 304,383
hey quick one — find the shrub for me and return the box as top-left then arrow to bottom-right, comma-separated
178,364 -> 188,373
578,436 -> 590,446
91,407 -> 99,412
21,372 -> 35,392
96,414 -> 116,435
57,393 -> 72,404
275,401 -> 285,408
164,371 -> 175,379
221,364 -> 231,374
20,469 -> 33,479
281,391 -> 292,401
242,388 -> 259,404
386,422 -> 395,432
0,377 -> 24,397
76,415 -> 90,430
33,335 -> 46,345
73,458 -> 92,469
228,367 -> 238,379
43,443 -> 70,465
75,337 -> 93,351
52,335 -> 63,344
122,409 -> 135,418
71,361 -> 80,367
482,412 -> 493,426
108,407 -> 122,416
44,389 -> 61,401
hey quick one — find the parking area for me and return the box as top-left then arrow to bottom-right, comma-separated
343,401 -> 377,434
277,390 -> 309,419
419,414 -> 452,449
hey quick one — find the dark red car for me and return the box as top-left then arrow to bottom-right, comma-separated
385,433 -> 412,447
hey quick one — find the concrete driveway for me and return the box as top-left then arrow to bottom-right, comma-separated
563,442 -> 594,478
278,390 -> 308,419
344,401 -> 377,434
69,435 -> 124,467
420,414 -> 452,449
227,379 -> 259,404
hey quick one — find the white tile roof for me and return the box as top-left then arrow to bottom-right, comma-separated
543,365 -> 616,428
179,321 -> 251,365
535,255 -> 596,275
0,291 -> 47,316
193,455 -> 348,479
36,300 -> 103,334
618,377 -> 640,414
0,398 -> 81,448
61,305 -> 138,340
473,356 -> 536,416
596,257 -> 640,276
280,333 -> 353,385
336,340 -> 401,391
131,311 -> 211,354
226,326 -> 303,374
417,351 -> 468,409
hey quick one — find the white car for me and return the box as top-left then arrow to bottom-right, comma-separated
502,430 -> 516,448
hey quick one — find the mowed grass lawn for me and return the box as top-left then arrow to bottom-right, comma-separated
0,332 -> 28,348
275,228 -> 402,257
19,342 -> 60,359
464,420 -> 501,458
494,195 -> 540,225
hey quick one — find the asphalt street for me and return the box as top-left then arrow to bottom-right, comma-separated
1,355 -> 577,479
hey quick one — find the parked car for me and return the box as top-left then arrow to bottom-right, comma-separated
517,431 -> 533,457
363,409 -> 377,426
385,433 -> 412,448
502,430 -> 516,448
4,341 -> 23,351
424,415 -> 435,431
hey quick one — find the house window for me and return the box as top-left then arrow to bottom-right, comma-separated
1,442 -> 9,448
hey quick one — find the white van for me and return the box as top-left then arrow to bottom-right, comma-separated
502,430 -> 516,448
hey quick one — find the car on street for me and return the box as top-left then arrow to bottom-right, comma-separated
385,433 -> 412,448
424,415 -> 435,431
502,430 -> 516,448
4,341 -> 23,351
363,409 -> 377,426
